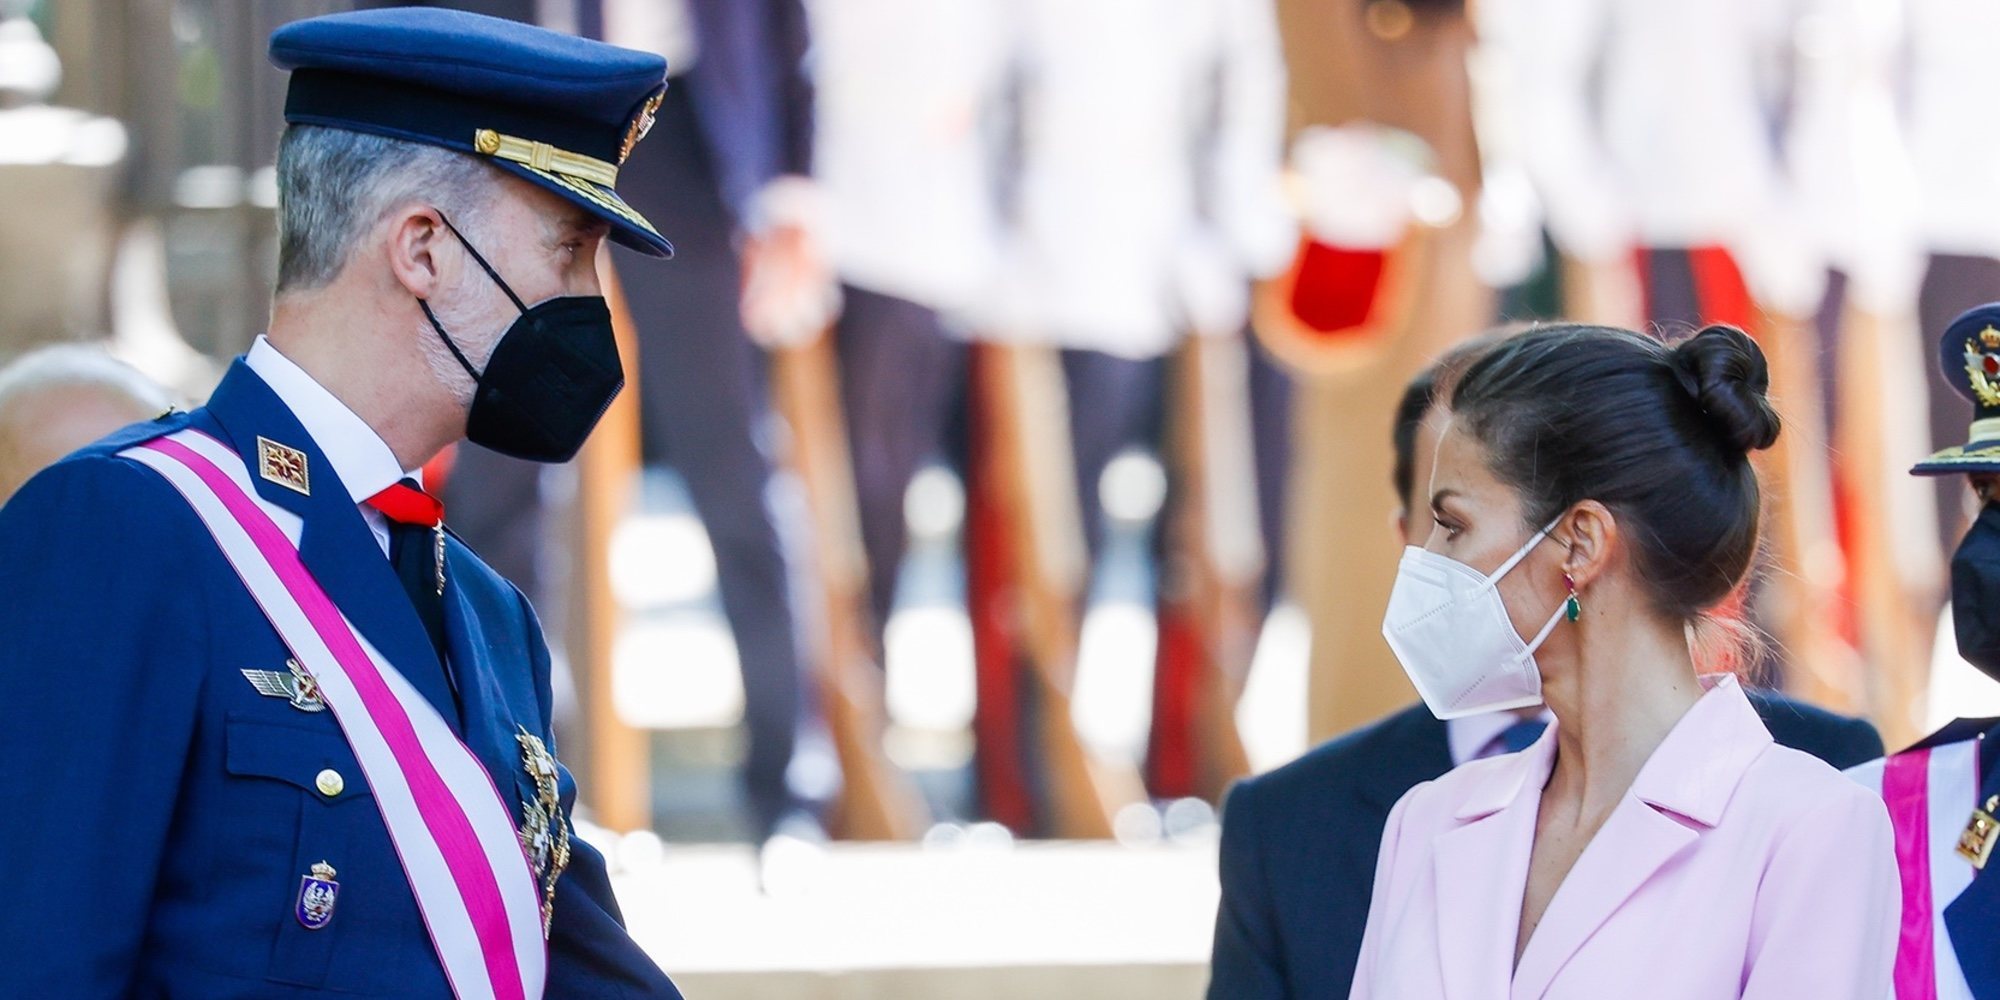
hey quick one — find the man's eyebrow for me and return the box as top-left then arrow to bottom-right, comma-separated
554,214 -> 610,238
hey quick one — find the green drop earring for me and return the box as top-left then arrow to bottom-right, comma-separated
1563,572 -> 1582,622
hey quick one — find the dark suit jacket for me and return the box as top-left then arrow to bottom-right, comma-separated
1207,691 -> 1885,1000
0,363 -> 679,998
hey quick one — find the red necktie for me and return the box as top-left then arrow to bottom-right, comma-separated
365,478 -> 452,686
366,479 -> 444,529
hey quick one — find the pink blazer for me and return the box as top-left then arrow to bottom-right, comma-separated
1348,675 -> 1899,1000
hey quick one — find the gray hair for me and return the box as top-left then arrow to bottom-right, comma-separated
0,344 -> 174,417
274,125 -> 501,292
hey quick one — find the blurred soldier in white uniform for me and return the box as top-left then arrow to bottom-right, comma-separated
807,0 -> 1013,647
979,0 -> 1295,822
1513,0 -> 1822,327
983,0 -> 1294,561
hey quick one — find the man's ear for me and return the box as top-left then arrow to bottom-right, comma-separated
384,205 -> 447,300
1560,499 -> 1618,591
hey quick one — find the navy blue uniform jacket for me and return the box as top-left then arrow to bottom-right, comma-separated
1207,692 -> 1886,999
0,362 -> 681,998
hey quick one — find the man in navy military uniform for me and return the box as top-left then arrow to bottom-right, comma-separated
1846,302 -> 2000,1000
1207,334 -> 1887,1000
0,9 -> 682,997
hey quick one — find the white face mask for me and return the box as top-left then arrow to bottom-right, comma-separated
1380,520 -> 1566,720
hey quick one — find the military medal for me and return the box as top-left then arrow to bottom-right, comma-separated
516,726 -> 570,936
242,658 -> 326,712
297,861 -> 340,930
1960,794 -> 1999,869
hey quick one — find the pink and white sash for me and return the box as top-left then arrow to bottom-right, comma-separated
124,429 -> 546,1000
1849,739 -> 1982,1000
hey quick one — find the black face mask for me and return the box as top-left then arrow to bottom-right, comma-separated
418,214 -> 623,463
1952,502 -> 2000,681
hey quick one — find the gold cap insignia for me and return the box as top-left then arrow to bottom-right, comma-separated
1965,338 -> 2000,408
1982,326 -> 2000,350
618,90 -> 666,166
257,436 -> 310,496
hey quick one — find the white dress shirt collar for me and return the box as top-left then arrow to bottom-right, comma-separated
1446,707 -> 1555,767
244,336 -> 416,503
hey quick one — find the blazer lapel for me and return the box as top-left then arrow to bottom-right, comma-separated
1511,676 -> 1767,1000
1507,797 -> 1698,999
1432,736 -> 1550,1000
203,362 -> 463,735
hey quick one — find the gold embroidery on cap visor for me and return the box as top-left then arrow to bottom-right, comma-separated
510,161 -> 665,243
1917,445 -> 2000,467
467,127 -> 666,249
1916,418 -> 2000,469
472,129 -> 619,187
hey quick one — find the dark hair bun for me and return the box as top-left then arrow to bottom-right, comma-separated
1669,325 -> 1781,453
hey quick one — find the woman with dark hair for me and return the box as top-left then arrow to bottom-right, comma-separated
1348,325 -> 1898,998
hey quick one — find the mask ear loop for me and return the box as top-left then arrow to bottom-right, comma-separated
416,210 -> 529,383
1516,596 -> 1570,663
1481,516 -> 1565,588
419,300 -> 484,381
1498,516 -> 1574,665
435,211 -> 529,313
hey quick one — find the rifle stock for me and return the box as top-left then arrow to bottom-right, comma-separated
572,254 -> 651,832
974,342 -> 1147,838
770,333 -> 932,840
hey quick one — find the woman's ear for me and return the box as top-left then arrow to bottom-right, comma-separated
385,206 -> 446,300
1560,499 -> 1618,590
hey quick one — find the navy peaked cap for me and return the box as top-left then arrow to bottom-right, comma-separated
270,7 -> 673,257
1915,303 -> 2000,476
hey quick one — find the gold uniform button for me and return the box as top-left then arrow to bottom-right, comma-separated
315,769 -> 344,797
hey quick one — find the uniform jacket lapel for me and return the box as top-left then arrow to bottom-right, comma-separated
1432,733 -> 1550,1000
441,548 -> 529,824
202,361 -> 464,735
1944,724 -> 2000,1000
1510,676 -> 1767,1000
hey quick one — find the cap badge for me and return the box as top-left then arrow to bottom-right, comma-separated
618,90 -> 665,165
1964,328 -> 2000,407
